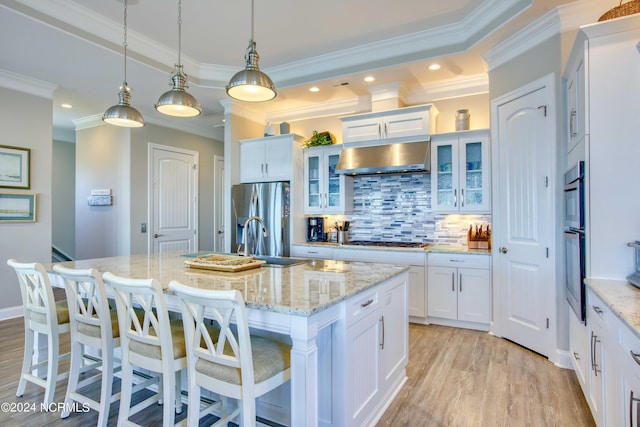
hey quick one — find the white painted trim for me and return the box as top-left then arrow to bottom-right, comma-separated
483,0 -> 609,71
552,349 -> 574,370
0,68 -> 56,98
0,305 -> 23,321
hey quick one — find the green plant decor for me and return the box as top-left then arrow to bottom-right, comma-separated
303,130 -> 335,148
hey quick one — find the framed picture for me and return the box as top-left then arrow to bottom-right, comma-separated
0,145 -> 30,189
0,193 -> 37,222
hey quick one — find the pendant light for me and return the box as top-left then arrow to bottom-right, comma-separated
226,0 -> 277,102
155,0 -> 202,117
102,0 -> 144,128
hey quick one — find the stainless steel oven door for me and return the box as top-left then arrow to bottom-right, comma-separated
564,161 -> 584,230
564,229 -> 585,322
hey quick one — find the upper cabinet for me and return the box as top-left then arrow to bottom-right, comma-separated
565,52 -> 587,156
340,104 -> 438,146
239,134 -> 303,183
562,14 -> 640,279
431,129 -> 491,213
303,145 -> 353,214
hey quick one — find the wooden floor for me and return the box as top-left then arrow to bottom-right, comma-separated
377,323 -> 595,427
0,316 -> 594,426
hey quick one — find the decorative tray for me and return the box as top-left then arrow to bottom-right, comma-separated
184,254 -> 266,272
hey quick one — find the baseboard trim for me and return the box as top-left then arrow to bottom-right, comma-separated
552,348 -> 573,370
0,305 -> 23,321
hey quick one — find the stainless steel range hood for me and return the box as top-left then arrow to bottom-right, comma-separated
335,141 -> 431,175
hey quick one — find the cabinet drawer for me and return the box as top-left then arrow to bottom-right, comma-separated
587,290 -> 618,335
291,245 -> 334,260
335,248 -> 425,266
345,289 -> 380,327
428,253 -> 490,269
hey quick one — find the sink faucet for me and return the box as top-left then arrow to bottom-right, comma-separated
241,216 -> 269,256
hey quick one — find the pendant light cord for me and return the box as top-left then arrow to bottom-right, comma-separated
123,0 -> 128,86
177,0 -> 182,67
250,0 -> 254,42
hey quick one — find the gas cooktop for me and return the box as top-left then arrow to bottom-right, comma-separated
347,240 -> 430,248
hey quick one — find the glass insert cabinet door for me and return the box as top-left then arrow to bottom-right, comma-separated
326,153 -> 341,208
435,143 -> 457,209
304,146 -> 347,214
462,141 -> 483,209
306,154 -> 322,210
431,130 -> 490,213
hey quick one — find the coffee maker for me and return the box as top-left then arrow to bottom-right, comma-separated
307,217 -> 326,242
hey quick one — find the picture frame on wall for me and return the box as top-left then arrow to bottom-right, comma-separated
0,145 -> 30,189
0,192 -> 37,222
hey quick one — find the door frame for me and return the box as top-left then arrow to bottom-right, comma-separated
490,73 -> 562,365
213,154 -> 225,252
147,143 -> 199,253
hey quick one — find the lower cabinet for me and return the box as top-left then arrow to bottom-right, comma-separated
343,273 -> 408,426
427,253 -> 490,330
574,287 -> 640,427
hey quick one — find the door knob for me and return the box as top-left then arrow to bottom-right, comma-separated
154,233 -> 164,238
499,247 -> 508,254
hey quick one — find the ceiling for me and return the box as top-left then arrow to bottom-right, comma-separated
0,0 -> 596,139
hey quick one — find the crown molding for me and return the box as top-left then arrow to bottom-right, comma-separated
405,74 -> 489,103
73,112 -> 222,141
11,0 -> 530,90
0,68 -> 56,98
265,97 -> 371,124
483,0 -> 605,71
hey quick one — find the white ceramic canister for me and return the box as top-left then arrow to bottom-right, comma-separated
455,109 -> 470,131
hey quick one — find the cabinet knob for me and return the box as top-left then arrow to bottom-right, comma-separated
499,247 -> 508,254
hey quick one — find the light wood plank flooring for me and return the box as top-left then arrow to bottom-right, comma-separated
0,316 -> 594,426
377,323 -> 595,427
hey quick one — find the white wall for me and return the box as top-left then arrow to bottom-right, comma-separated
0,87 -> 53,313
75,125 -> 131,260
52,139 -> 75,259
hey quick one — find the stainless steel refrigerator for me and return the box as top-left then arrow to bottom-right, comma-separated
231,182 -> 290,257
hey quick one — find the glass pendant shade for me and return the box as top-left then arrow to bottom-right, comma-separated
155,67 -> 201,117
103,84 -> 144,128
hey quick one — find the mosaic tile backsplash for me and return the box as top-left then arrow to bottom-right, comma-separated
336,173 -> 491,246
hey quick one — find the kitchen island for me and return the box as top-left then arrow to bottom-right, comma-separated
49,252 -> 410,427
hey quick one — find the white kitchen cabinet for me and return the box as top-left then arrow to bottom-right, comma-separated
621,325 -> 640,427
343,273 -> 408,427
565,50 -> 586,155
569,308 -> 590,393
333,247 -> 428,323
563,15 -> 640,279
239,134 -> 303,183
303,145 -> 353,214
427,253 -> 490,330
290,244 -> 335,260
431,130 -> 490,213
340,104 -> 438,145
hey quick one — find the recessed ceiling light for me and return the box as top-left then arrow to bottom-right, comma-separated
61,103 -> 72,109
428,64 -> 441,71
309,86 -> 320,92
364,76 -> 375,82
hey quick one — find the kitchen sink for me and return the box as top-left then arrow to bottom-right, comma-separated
254,255 -> 310,267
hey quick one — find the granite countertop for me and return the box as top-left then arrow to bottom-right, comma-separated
294,241 -> 491,255
48,252 -> 409,318
585,278 -> 640,339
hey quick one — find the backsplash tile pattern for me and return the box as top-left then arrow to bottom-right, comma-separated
346,173 -> 491,246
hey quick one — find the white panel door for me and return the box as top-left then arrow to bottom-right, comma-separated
151,144 -> 198,253
493,78 -> 555,358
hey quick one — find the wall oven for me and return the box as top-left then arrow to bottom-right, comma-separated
564,161 -> 585,322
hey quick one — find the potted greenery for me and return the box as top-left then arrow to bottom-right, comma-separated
303,130 -> 335,148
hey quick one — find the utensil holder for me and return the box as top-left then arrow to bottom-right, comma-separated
337,231 -> 348,245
